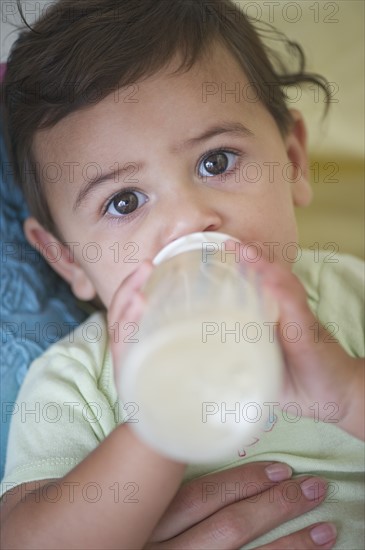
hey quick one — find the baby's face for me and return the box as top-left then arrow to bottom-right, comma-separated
31,44 -> 311,308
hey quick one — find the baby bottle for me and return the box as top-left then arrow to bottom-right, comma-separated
117,232 -> 284,463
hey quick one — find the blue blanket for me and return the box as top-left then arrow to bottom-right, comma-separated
0,118 -> 87,480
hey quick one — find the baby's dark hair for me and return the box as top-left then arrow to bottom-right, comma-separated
1,0 -> 330,235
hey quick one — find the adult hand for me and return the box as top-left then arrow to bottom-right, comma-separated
146,461 -> 336,549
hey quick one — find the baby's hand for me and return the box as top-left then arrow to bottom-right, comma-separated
107,260 -> 154,380
235,248 -> 364,441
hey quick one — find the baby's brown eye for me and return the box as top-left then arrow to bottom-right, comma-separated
199,151 -> 237,177
106,190 -> 147,216
113,192 -> 138,214
203,153 -> 228,175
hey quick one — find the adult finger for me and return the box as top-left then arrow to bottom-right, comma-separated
254,522 -> 337,550
151,462 -> 291,541
150,476 -> 328,550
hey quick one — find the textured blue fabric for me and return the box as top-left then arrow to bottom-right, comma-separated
0,118 -> 87,480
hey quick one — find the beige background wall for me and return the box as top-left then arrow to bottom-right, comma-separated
1,1 -> 364,258
238,0 -> 364,258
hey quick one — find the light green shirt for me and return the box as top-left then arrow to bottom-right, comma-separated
1,251 -> 364,548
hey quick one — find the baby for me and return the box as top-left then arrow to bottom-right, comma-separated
1,1 -> 364,549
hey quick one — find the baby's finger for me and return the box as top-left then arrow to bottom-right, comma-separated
108,259 -> 153,326
224,240 -> 306,300
110,291 -> 146,370
234,250 -> 317,347
237,249 -> 307,303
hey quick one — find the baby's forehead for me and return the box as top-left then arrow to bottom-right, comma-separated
35,46 -> 241,125
117,42 -> 251,94
34,52 -> 260,158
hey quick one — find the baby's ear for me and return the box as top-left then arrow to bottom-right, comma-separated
24,217 -> 96,301
285,109 -> 313,207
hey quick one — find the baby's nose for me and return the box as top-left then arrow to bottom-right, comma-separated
161,187 -> 224,246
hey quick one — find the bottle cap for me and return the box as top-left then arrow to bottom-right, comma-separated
153,231 -> 239,265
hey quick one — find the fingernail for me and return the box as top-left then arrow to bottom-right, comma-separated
301,478 -> 327,501
265,463 -> 292,482
310,523 -> 337,545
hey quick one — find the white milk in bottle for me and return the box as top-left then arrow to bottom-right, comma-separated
118,232 -> 283,462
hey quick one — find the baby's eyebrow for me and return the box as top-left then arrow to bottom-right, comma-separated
73,164 -> 137,211
73,122 -> 254,211
173,121 -> 254,153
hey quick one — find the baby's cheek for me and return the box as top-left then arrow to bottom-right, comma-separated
97,270 -> 133,309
